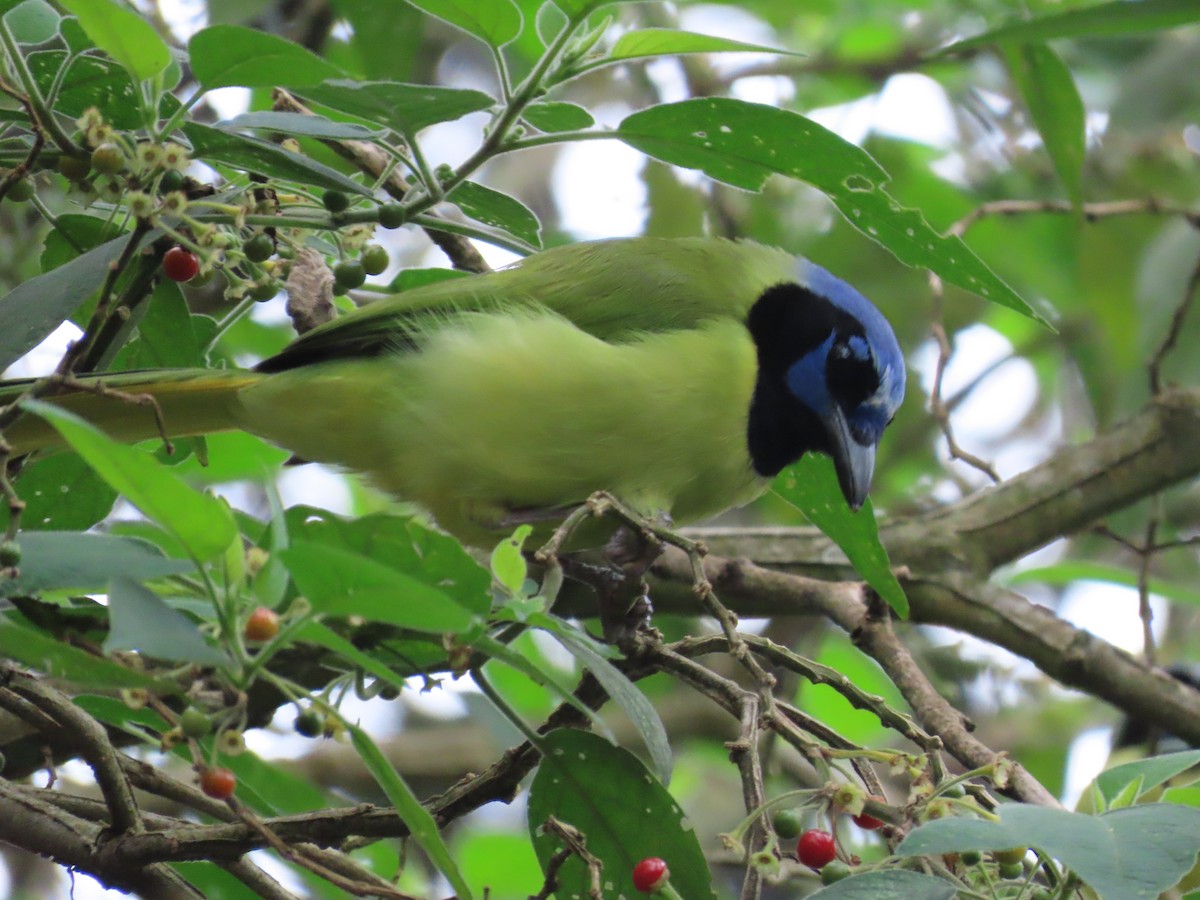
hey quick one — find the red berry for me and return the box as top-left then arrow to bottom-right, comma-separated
163,246 -> 199,282
199,766 -> 236,799
632,857 -> 669,893
796,829 -> 837,869
852,811 -> 884,830
244,606 -> 280,642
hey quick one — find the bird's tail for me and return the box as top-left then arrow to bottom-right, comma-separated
0,368 -> 263,455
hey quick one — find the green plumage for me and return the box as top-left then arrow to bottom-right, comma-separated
3,238 -> 800,547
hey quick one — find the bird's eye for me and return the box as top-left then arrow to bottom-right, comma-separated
827,336 -> 879,408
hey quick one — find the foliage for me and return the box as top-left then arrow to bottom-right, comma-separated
0,0 -> 1198,898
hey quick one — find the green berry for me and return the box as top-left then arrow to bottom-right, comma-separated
0,540 -> 21,567
159,169 -> 185,193
243,232 -> 275,263
820,860 -> 852,885
379,683 -> 401,700
322,189 -> 350,214
994,847 -> 1027,865
377,202 -> 405,229
90,142 -> 125,175
333,260 -> 365,292
959,849 -> 982,867
771,808 -> 803,840
998,861 -> 1024,880
360,244 -> 389,276
57,154 -> 92,182
294,709 -> 325,738
179,707 -> 213,738
249,281 -> 279,302
6,177 -> 34,201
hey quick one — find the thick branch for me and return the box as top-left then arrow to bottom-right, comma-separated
626,388 -> 1200,745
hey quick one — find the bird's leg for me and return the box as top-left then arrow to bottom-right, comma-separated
532,492 -> 668,648
594,523 -> 665,648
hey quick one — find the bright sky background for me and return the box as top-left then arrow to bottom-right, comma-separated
1,3 -> 1166,896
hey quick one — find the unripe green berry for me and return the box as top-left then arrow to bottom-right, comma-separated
771,808 -> 803,840
159,169 -> 185,193
378,202 -> 404,229
6,177 -> 34,201
243,232 -> 274,263
333,260 -> 365,292
90,142 -> 126,175
959,849 -> 982,867
249,281 -> 279,302
179,707 -> 212,738
993,847 -> 1027,865
294,709 -> 325,738
57,154 -> 92,182
820,860 -> 851,885
998,861 -> 1024,880
360,244 -> 388,275
0,540 -> 21,567
322,189 -> 350,214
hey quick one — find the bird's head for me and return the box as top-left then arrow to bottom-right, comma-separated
745,260 -> 905,510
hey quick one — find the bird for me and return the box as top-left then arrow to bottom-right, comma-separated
3,237 -> 906,548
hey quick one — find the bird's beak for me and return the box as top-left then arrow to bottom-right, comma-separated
824,407 -> 875,511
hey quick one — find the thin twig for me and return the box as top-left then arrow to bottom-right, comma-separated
1148,246 -> 1200,395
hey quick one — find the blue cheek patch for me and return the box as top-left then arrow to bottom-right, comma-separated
785,334 -> 834,416
846,334 -> 870,362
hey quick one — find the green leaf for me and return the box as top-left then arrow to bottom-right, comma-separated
551,0 -> 633,17
349,723 -> 475,900
23,401 -> 237,562
294,79 -> 494,135
58,0 -> 170,80
1094,751 -> 1200,806
538,615 -> 673,784
809,870 -> 958,899
5,0 -> 60,44
287,508 -> 492,619
182,122 -> 373,196
220,110 -> 386,141
404,0 -> 521,47
607,28 -> 801,63
0,230 -> 140,370
189,24 -> 345,90
617,98 -> 1041,323
387,267 -> 473,292
490,525 -> 531,596
522,101 -> 594,132
0,531 -> 191,595
6,454 -> 116,532
1004,44 -> 1085,206
292,620 -> 409,691
528,729 -> 717,900
447,181 -> 542,249
946,0 -> 1200,50
27,52 -> 142,130
279,539 -> 481,634
772,455 -> 907,618
897,803 -> 1200,900
474,634 -> 614,736
114,279 -> 207,370
0,620 -> 156,687
104,577 -> 228,666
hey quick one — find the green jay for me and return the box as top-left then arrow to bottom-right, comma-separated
2,237 -> 906,547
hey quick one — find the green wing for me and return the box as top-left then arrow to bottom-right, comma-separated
258,238 -> 795,373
